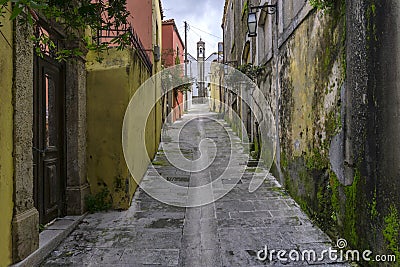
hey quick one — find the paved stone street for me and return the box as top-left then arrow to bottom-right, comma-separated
41,104 -> 349,266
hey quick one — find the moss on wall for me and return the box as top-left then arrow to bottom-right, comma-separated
257,0 -> 400,262
382,205 -> 400,262
275,0 -> 349,242
343,169 -> 360,246
0,12 -> 14,266
86,48 -> 155,210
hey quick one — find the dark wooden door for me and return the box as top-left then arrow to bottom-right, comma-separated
33,56 -> 66,225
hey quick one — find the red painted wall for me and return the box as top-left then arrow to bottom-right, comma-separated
129,0 -> 153,60
162,19 -> 185,121
162,23 -> 174,66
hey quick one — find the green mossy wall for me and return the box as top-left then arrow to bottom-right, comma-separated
264,1 -> 400,265
275,0 -> 347,237
86,49 -> 157,210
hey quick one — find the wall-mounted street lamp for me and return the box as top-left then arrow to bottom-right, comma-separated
223,60 -> 238,75
224,64 -> 229,75
247,2 -> 277,37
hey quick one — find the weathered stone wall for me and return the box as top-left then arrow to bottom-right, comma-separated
256,0 -> 400,262
222,0 -> 256,140
3,15 -> 89,263
257,0 -> 346,237
222,0 -> 400,262
86,48 -> 156,209
0,7 -> 14,266
11,17 -> 40,263
65,54 -> 90,215
341,0 -> 400,260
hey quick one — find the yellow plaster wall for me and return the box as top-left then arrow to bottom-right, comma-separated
86,49 -> 154,209
0,11 -> 14,266
280,9 -> 344,159
152,0 -> 163,155
209,63 -> 221,112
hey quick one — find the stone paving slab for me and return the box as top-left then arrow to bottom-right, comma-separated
41,104 -> 350,267
13,215 -> 86,267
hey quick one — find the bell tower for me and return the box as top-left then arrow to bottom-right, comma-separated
197,39 -> 205,99
197,38 -> 205,60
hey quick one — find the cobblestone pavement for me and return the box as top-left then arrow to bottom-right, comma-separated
42,104 -> 349,266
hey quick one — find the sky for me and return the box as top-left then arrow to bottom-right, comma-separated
162,0 -> 225,59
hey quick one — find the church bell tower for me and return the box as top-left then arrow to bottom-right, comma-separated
197,39 -> 205,99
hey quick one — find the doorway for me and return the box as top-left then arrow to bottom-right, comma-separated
33,52 -> 66,225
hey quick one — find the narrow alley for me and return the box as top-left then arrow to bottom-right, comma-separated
41,104 -> 347,266
2,0 -> 400,266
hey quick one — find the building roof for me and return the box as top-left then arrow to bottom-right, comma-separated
162,18 -> 185,49
159,0 -> 164,19
205,52 -> 223,62
187,53 -> 197,62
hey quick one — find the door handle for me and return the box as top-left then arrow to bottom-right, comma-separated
33,147 -> 47,157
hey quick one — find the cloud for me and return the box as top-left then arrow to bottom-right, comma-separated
162,0 -> 224,57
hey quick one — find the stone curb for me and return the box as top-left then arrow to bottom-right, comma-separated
11,213 -> 87,267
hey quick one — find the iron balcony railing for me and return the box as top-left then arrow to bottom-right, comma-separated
96,24 -> 153,73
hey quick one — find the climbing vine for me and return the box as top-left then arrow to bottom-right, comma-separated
161,66 -> 193,93
0,0 -> 131,60
237,63 -> 264,82
309,0 -> 335,11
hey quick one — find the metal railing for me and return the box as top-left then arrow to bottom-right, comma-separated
96,24 -> 153,73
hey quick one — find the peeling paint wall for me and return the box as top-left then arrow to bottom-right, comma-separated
0,9 -> 14,266
86,49 -> 154,209
262,0 -> 400,261
273,1 -> 346,234
254,1 -> 347,232
222,0 -> 400,262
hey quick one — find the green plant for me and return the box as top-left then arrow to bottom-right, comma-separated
237,63 -> 264,82
175,55 -> 180,65
39,223 -> 45,233
224,63 -> 263,90
241,0 -> 248,19
309,0 -> 335,11
152,160 -> 168,166
0,0 -> 131,61
161,66 -> 193,93
305,148 -> 328,171
85,187 -> 112,213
